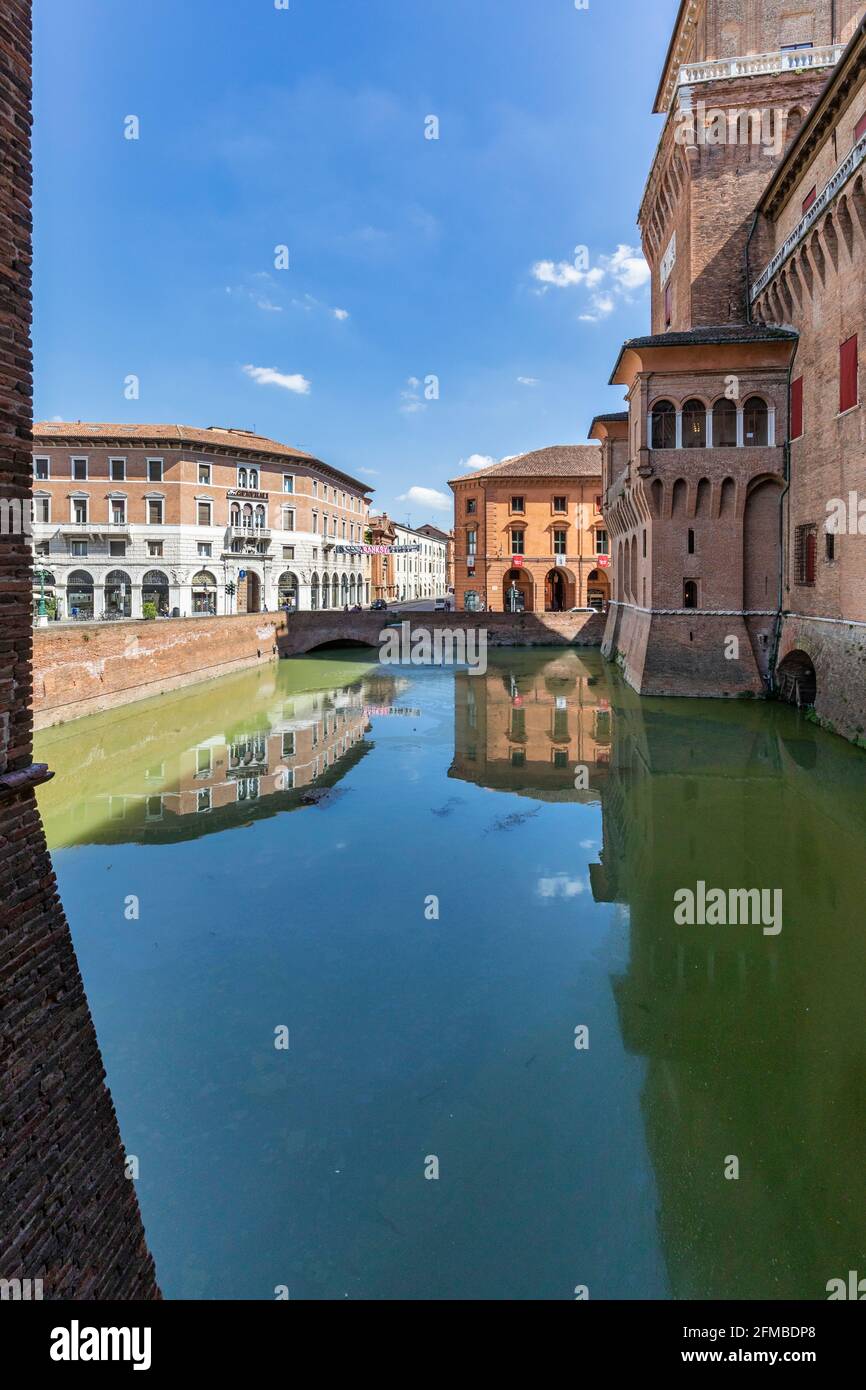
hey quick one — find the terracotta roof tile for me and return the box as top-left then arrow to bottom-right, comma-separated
32,422 -> 374,493
449,445 -> 601,485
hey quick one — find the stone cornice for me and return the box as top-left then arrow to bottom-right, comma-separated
653,0 -> 705,114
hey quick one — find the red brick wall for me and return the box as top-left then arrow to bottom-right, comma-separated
752,24 -> 866,740
0,0 -> 158,1298
33,612 -> 289,729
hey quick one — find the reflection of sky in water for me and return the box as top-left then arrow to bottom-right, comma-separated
36,649 -> 866,1300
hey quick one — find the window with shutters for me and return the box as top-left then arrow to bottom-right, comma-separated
840,336 -> 859,413
795,523 -> 817,585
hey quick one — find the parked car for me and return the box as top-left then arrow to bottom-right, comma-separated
370,598 -> 389,611
434,596 -> 448,612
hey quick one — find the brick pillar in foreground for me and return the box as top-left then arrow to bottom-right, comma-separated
0,0 -> 159,1298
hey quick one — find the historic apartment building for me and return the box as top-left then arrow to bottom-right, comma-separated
448,446 -> 608,613
30,423 -> 374,620
593,0 -> 866,741
367,514 -> 449,602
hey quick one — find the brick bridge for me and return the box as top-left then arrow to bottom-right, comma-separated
278,608 -> 605,656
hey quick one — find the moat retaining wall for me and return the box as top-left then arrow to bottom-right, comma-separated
33,612 -> 290,729
778,615 -> 866,747
33,609 -> 605,728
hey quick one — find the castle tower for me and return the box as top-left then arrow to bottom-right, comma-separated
642,0 -> 863,332
594,1 -> 865,699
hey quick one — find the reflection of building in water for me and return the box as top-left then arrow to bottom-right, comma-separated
39,663 -> 400,846
151,688 -> 369,821
449,651 -> 612,799
591,673 -> 866,1299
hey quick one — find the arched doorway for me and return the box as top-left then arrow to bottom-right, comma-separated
277,571 -> 298,611
544,568 -> 575,612
237,570 -> 261,614
192,570 -> 217,615
587,568 -> 610,611
142,569 -> 170,617
503,567 -> 533,613
104,569 -> 132,618
67,569 -> 94,620
776,650 -> 817,707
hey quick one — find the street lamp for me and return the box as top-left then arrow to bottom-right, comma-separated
33,567 -> 49,627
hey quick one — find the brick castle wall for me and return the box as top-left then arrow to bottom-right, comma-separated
0,0 -> 159,1298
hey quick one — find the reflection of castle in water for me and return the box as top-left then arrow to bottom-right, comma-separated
450,650 -> 866,1300
38,661 -> 404,846
449,651 -> 612,801
593,677 -> 866,1300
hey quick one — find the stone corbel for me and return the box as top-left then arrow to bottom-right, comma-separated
0,763 -> 55,795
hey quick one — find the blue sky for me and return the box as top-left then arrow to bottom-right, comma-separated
34,0 -> 673,522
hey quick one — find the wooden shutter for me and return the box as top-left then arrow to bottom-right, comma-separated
840,336 -> 858,414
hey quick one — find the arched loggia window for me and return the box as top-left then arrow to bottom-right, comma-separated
743,397 -> 769,446
713,398 -> 737,446
682,399 -> 707,448
650,400 -> 676,449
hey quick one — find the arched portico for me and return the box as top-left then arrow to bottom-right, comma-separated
544,567 -> 575,612
503,567 -> 533,613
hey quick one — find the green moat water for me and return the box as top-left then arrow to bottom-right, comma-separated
35,648 -> 866,1300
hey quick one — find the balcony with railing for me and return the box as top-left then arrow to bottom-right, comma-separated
61,519 -> 132,537
675,43 -> 844,96
226,524 -> 272,542
751,133 -> 866,301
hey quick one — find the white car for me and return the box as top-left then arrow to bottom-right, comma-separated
434,597 -> 448,612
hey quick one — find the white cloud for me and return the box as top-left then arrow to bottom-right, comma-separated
332,307 -> 350,321
242,364 -> 311,395
256,298 -> 283,313
517,376 -> 540,387
580,294 -> 615,323
358,467 -> 379,476
400,377 -> 426,414
606,244 -> 651,291
460,453 -> 497,471
536,874 -> 586,900
531,242 -> 650,323
396,485 -> 451,513
532,259 -> 585,288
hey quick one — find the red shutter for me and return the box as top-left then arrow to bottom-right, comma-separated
806,530 -> 817,586
802,186 -> 817,214
840,335 -> 859,413
791,376 -> 804,439
856,111 -> 866,143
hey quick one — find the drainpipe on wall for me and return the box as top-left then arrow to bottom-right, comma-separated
744,207 -> 761,326
768,338 -> 800,692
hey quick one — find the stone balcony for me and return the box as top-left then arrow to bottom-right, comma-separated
226,525 -> 272,542
751,133 -> 866,301
675,43 -> 844,97
59,520 -> 132,537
